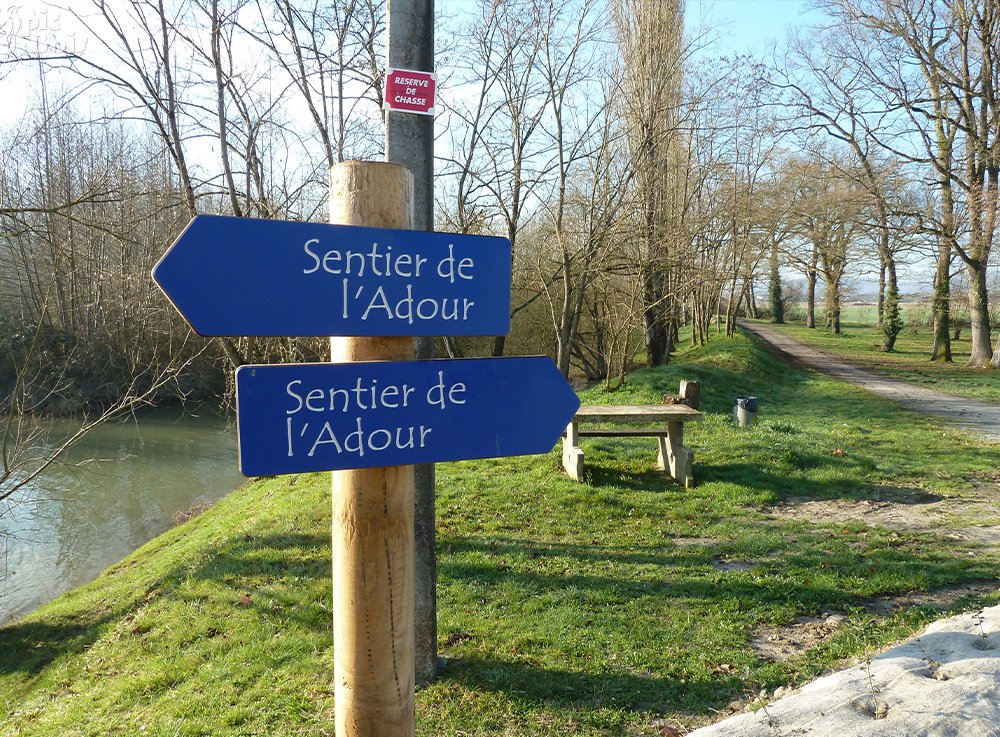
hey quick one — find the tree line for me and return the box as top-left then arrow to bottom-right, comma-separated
1,0 -> 998,418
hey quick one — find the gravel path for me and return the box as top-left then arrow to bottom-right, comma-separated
739,321 -> 1000,442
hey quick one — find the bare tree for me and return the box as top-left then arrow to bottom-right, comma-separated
0,97 -> 208,519
783,153 -> 871,335
778,26 -> 915,349
439,0 -> 552,358
615,0 -> 685,365
824,0 -> 1000,367
2,312 -> 203,515
244,0 -> 385,168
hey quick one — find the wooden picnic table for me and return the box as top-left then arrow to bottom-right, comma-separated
562,404 -> 702,487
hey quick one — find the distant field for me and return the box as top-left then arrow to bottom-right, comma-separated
757,315 -> 1000,404
784,302 -> 934,328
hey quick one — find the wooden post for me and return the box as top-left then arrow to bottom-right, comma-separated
679,380 -> 700,409
665,421 -> 694,488
562,420 -> 584,482
329,162 -> 415,737
656,435 -> 668,472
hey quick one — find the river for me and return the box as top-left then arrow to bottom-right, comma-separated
0,409 -> 244,623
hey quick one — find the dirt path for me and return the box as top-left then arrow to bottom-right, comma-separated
739,320 -> 1000,442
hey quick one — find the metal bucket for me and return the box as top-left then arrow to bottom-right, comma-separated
734,396 -> 758,427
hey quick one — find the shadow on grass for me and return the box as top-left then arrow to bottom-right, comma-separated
440,523 -> 998,617
440,556 -> 854,611
186,531 -> 330,583
0,615 -> 114,675
439,655 -> 744,711
440,535 -> 714,568
580,452 -> 876,503
695,461 -> 873,500
583,458 -> 690,491
0,530 -> 331,676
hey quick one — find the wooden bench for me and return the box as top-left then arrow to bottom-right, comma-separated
562,381 -> 702,487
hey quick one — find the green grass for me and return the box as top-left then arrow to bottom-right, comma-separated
756,318 -> 1000,404
3,332 -> 999,736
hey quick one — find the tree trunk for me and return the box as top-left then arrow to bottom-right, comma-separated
747,283 -> 759,319
966,260 -> 993,367
806,269 -> 817,328
211,0 -> 242,217
829,275 -> 841,334
700,296 -> 711,345
880,253 -> 902,352
491,335 -> 506,357
769,241 -> 784,324
930,242 -> 952,362
643,266 -> 668,366
443,336 -> 463,359
556,264 -> 591,378
832,302 -> 841,334
726,290 -> 742,337
158,0 -> 197,219
877,260 -> 886,329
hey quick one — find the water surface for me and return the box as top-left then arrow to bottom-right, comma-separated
1,409 -> 243,622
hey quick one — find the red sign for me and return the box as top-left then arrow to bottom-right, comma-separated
384,68 -> 437,116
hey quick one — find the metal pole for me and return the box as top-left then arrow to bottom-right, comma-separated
385,0 -> 438,687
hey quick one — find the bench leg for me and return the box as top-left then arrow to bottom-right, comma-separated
562,421 -> 584,482
664,422 -> 695,488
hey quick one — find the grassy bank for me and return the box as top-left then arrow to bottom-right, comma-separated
2,331 -> 999,736
757,319 -> 1000,404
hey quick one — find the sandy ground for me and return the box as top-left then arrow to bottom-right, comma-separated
680,322 -> 1000,737
687,604 -> 1000,737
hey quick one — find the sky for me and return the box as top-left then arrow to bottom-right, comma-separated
0,1 -> 820,125
686,0 -> 818,56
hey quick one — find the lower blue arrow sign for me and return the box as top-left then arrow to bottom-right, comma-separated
235,357 -> 580,476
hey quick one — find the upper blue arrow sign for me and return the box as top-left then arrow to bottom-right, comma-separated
152,215 -> 511,337
235,357 -> 580,476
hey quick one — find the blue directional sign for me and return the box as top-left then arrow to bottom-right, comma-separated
153,215 -> 511,337
235,357 -> 580,476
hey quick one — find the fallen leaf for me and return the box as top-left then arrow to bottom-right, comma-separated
651,720 -> 686,737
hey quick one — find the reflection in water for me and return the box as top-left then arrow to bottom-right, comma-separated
0,409 -> 244,623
